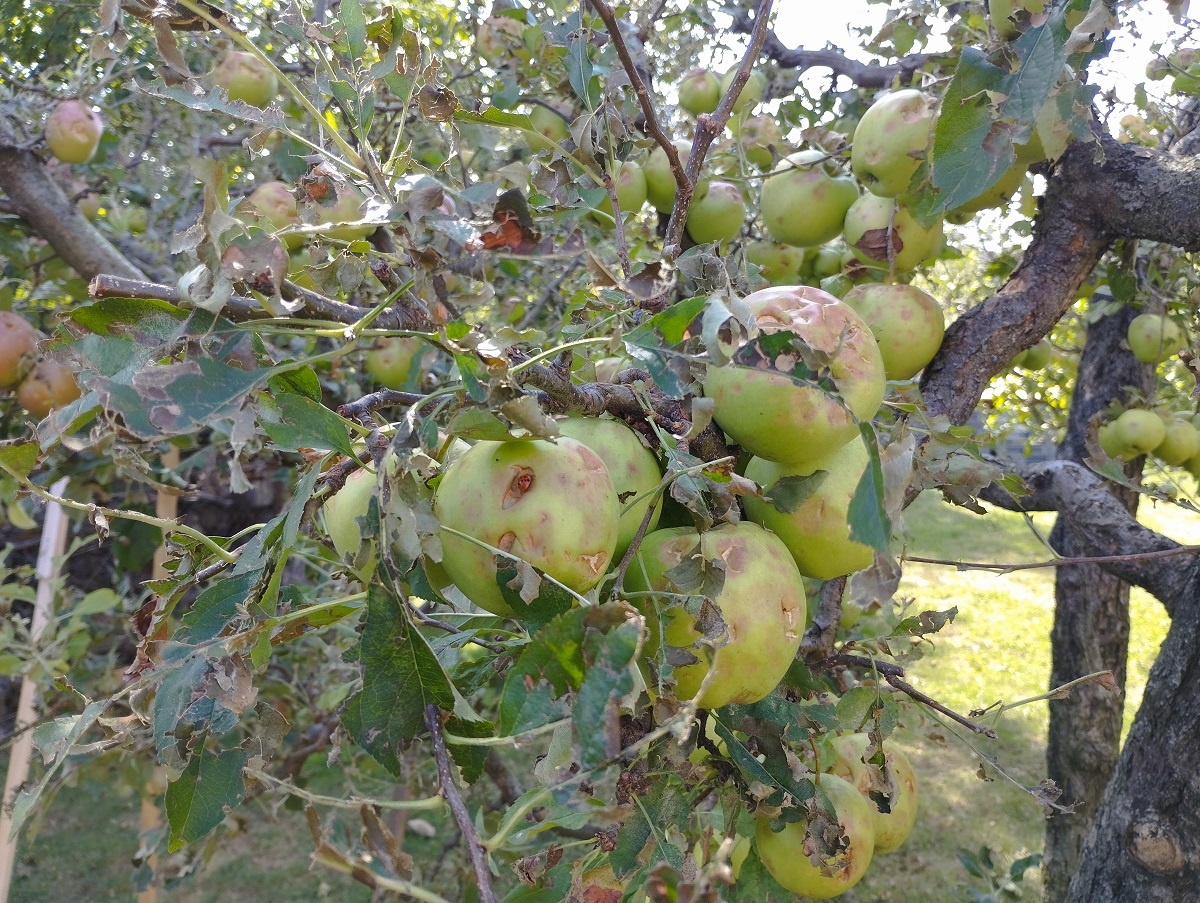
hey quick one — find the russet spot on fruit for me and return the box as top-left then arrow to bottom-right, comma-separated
760,150 -> 859,248
842,283 -> 945,380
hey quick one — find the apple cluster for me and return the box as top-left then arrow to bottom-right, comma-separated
0,312 -> 81,419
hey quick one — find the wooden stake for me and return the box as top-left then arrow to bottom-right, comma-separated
0,477 -> 70,903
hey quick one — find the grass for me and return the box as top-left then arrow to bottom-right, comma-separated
6,492 -> 1189,902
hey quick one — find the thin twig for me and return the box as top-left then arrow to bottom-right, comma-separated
904,543 -> 1200,575
336,388 -> 425,424
600,168 -> 633,278
800,576 -> 846,660
611,499 -> 660,597
424,704 -> 497,903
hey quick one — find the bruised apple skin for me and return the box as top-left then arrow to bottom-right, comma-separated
625,522 -> 806,709
755,773 -> 876,898
16,360 -> 81,418
843,194 -> 943,273
0,312 -> 40,389
850,89 -> 936,199
434,439 -> 620,617
842,283 -> 945,380
743,440 -> 874,580
828,732 -> 919,854
45,100 -> 103,164
703,286 -> 886,467
556,416 -> 662,559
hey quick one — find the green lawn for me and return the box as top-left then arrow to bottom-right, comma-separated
6,492 -> 1187,902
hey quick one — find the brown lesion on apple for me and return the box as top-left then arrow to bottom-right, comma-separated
502,466 -> 535,508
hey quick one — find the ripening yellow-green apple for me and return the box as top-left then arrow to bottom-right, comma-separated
1113,408 -> 1167,456
248,181 -> 302,249
761,151 -> 859,248
213,51 -> 278,108
828,733 -> 919,854
842,283 -> 945,380
1097,421 -> 1132,459
319,186 -> 375,242
626,522 -> 806,709
527,103 -> 571,151
720,68 -> 766,113
1155,419 -> 1200,466
0,311 -> 39,389
734,114 -> 785,170
45,100 -> 103,164
850,89 -> 936,198
557,416 -> 662,558
745,240 -> 805,285
365,336 -> 425,389
704,286 -> 886,466
843,194 -> 942,272
1011,337 -> 1054,370
16,360 -> 81,418
595,161 -> 648,221
434,439 -> 619,617
321,466 -> 378,573
743,440 -> 875,579
476,15 -> 525,66
1127,313 -> 1187,364
810,244 -> 847,280
679,67 -> 721,115
685,180 -> 746,244
76,189 -> 102,219
946,160 -> 1028,224
644,139 -> 692,213
989,0 -> 1046,40
755,774 -> 876,898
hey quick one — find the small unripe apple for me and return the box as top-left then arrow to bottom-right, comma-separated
322,466 -> 378,572
45,100 -> 103,164
595,161 -> 648,222
1097,422 -> 1132,459
527,103 -> 571,152
685,180 -> 745,245
678,68 -> 721,116
365,337 -> 425,389
850,89 -> 936,199
1127,313 -> 1187,364
828,733 -> 919,854
761,151 -> 859,248
755,773 -> 876,898
1011,337 -> 1054,370
733,114 -> 785,170
249,181 -> 301,249
1155,419 -> 1200,466
644,139 -> 694,213
842,283 -> 945,380
319,187 -> 374,242
1112,408 -> 1167,456
476,15 -> 525,66
76,190 -> 102,219
213,51 -> 278,108
16,360 -> 81,418
843,194 -> 942,272
810,244 -> 846,280
434,439 -> 620,617
626,522 -> 806,709
745,241 -> 805,285
719,68 -> 766,113
0,311 -> 39,389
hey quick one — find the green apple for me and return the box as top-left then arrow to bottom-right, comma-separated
75,189 -> 102,220
476,15 -> 525,66
843,194 -> 942,273
0,311 -> 39,389
810,244 -> 846,279
528,103 -> 571,151
1112,408 -> 1166,456
704,285 -> 887,466
743,440 -> 875,580
755,774 -> 876,898
626,522 -> 806,709
828,733 -> 919,855
1127,313 -> 1187,364
15,359 -> 80,418
108,204 -> 148,234
850,89 -> 935,199
842,283 -> 945,380
745,240 -> 805,285
595,161 -> 648,222
322,465 -> 378,571
1097,422 -> 1132,459
319,186 -> 375,242
761,151 -> 859,248
248,180 -> 303,249
1155,419 -> 1200,466
45,100 -> 103,164
434,439 -> 620,617
365,336 -> 426,389
719,68 -> 766,113
685,180 -> 745,244
1012,337 -> 1054,370
679,68 -> 721,115
644,139 -> 692,213
733,114 -> 785,170
213,51 -> 278,108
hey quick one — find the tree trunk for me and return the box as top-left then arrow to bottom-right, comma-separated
1043,303 -> 1152,901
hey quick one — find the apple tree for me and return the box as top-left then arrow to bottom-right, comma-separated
2,1 -> 1200,901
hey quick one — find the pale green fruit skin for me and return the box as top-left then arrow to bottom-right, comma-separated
365,336 -> 424,389
1113,409 -> 1167,456
434,439 -> 620,617
0,311 -> 39,389
213,51 -> 278,108
249,180 -> 303,250
45,100 -> 103,164
743,441 -> 874,580
679,68 -> 721,115
644,140 -> 692,213
756,774 -> 876,898
626,522 -> 807,709
850,89 -> 935,199
686,180 -> 745,244
946,161 -> 1027,223
829,733 -> 919,854
1155,419 -> 1200,466
1012,338 -> 1054,370
595,161 -> 648,221
320,188 -> 374,241
1098,422 -> 1132,459
76,190 -> 102,219
844,194 -> 943,272
322,467 -> 378,571
1127,314 -> 1187,364
735,114 -> 785,170
704,286 -> 886,466
527,104 -> 570,151
1186,448 -> 1200,479
720,68 -> 766,113
842,283 -> 945,380
745,240 -> 805,285
1015,93 -> 1072,166
16,360 -> 81,418
761,151 -> 859,248
556,416 -> 662,559
810,244 -> 846,279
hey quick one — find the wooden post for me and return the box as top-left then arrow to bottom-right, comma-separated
0,477 -> 71,903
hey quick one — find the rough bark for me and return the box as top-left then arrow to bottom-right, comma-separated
1043,306 -> 1154,902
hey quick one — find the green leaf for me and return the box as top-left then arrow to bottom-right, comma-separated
573,616 -> 641,768
836,686 -> 879,729
282,460 -> 327,549
342,584 -> 454,777
268,366 -> 323,402
154,645 -> 213,755
165,745 -> 247,851
260,392 -> 357,456
0,441 -> 39,480
179,569 -> 264,642
848,424 -> 890,552
767,471 -> 828,514
69,297 -> 186,339
341,0 -> 367,63
493,562 -> 576,633
565,10 -> 599,109
724,847 -> 791,902
611,779 -> 691,877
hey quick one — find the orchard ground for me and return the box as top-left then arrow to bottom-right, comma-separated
6,491 -> 1184,903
